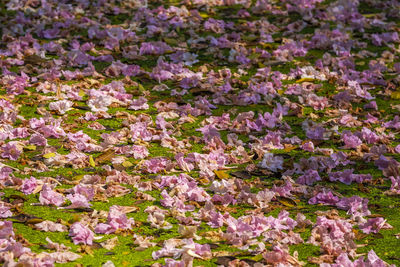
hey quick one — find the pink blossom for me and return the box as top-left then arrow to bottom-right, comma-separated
49,100 -> 73,114
65,194 -> 91,209
297,169 -> 321,185
39,184 -> 65,207
69,222 -> 94,245
71,184 -> 94,201
143,157 -> 172,173
21,176 -> 38,195
1,142 -> 22,160
341,131 -> 362,149
300,141 -> 314,152
0,220 -> 14,239
324,250 -> 392,267
359,217 -> 391,234
308,190 -> 339,205
336,196 -> 370,218
0,203 -> 12,218
29,133 -> 48,146
95,205 -> 135,234
258,152 -> 284,172
308,216 -> 356,256
35,220 -> 68,232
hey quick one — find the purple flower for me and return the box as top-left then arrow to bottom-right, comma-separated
364,101 -> 378,110
143,157 -> 172,173
359,217 -> 389,234
326,250 -> 391,267
21,177 -> 38,195
0,221 -> 14,239
300,141 -> 314,152
49,100 -> 73,115
341,131 -> 362,149
69,222 -> 94,245
29,133 -> 48,146
0,203 -> 12,218
384,115 -> 400,129
95,205 -> 135,234
65,194 -> 91,209
175,153 -> 194,172
39,184 -> 65,207
306,94 -> 329,110
297,169 -> 321,185
388,176 -> 400,194
196,124 -> 220,141
42,28 -> 60,39
336,196 -> 370,217
258,152 -> 284,172
72,184 -> 94,201
306,126 -> 325,140
130,122 -> 153,142
1,142 -> 22,160
329,169 -> 371,185
139,42 -> 172,55
308,190 -> 339,205
309,215 -> 355,256
360,127 -> 379,144
371,32 -> 399,46
129,97 -> 149,111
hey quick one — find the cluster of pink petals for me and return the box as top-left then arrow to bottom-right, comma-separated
95,205 -> 135,234
69,222 -> 94,245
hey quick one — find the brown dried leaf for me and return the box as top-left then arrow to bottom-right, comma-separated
100,237 -> 119,250
95,149 -> 115,164
277,197 -> 298,207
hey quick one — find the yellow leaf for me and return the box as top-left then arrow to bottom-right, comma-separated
78,89 -> 86,97
283,144 -> 297,152
95,149 -> 115,164
164,38 -> 178,46
122,161 -> 133,168
24,145 -> 36,151
296,77 -> 317,83
56,85 -> 62,99
213,170 -> 229,179
199,12 -> 209,18
43,152 -> 56,159
26,218 -> 44,224
251,254 -> 265,261
277,89 -> 285,95
261,43 -> 274,49
277,197 -> 297,207
89,155 -> 95,167
391,91 -> 400,99
70,174 -> 85,181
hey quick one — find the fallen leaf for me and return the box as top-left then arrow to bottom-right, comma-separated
353,229 -> 368,240
100,237 -> 119,250
214,170 -> 229,179
24,145 -> 36,151
391,91 -> 400,99
296,77 -> 318,83
277,197 -> 298,207
43,152 -> 56,159
95,149 -> 115,164
122,161 -> 133,168
89,155 -> 96,167
230,171 -> 252,179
